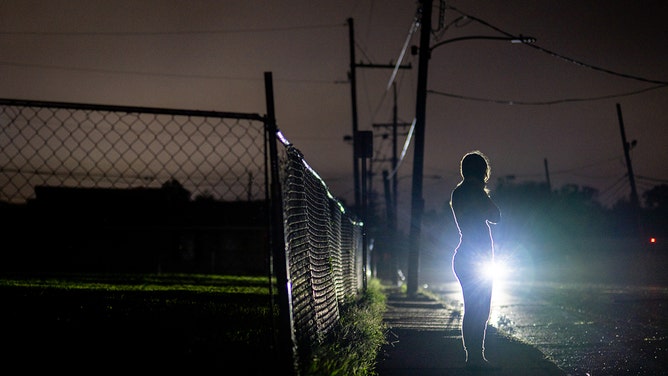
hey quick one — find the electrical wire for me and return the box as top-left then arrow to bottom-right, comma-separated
432,15 -> 472,41
0,23 -> 347,36
446,4 -> 668,86
636,175 -> 668,184
549,155 -> 623,176
386,117 -> 416,179
598,174 -> 630,206
0,60 -> 343,85
423,5 -> 668,105
599,174 -> 628,197
428,84 -> 668,105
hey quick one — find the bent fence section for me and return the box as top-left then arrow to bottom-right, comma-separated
0,73 -> 362,375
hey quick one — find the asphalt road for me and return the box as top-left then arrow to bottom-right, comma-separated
430,280 -> 668,375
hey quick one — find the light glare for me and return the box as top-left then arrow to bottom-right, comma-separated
481,260 -> 510,281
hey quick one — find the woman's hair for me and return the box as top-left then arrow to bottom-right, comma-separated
460,150 -> 491,183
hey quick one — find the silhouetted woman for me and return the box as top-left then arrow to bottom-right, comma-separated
450,150 -> 501,368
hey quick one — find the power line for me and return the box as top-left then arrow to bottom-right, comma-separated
636,178 -> 658,192
598,174 -> 630,206
423,5 -> 668,105
0,60 -> 344,85
446,5 -> 668,86
503,155 -> 626,184
428,84 -> 668,105
386,118 -> 416,179
549,155 -> 622,176
0,23 -> 346,36
636,175 -> 668,184
422,6 -> 668,105
599,174 -> 628,196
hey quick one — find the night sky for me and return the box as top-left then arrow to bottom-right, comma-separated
2,0 -> 667,223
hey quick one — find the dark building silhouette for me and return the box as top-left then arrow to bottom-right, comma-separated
1,183 -> 268,275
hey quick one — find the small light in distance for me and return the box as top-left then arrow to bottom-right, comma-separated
649,237 -> 657,244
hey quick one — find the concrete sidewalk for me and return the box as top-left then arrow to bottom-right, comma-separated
375,287 -> 566,376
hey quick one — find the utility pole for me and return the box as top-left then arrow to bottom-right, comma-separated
544,158 -> 552,193
348,18 -> 361,216
357,130 -> 373,290
616,103 -> 642,239
616,103 -> 640,209
348,18 -> 411,217
403,3 -> 534,297
372,86 -> 411,226
391,83 -> 400,219
373,83 -> 410,285
348,17 -> 411,287
407,0 -> 432,297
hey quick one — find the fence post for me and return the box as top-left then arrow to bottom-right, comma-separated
264,72 -> 299,375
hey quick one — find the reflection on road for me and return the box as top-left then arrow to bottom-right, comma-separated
430,280 -> 668,375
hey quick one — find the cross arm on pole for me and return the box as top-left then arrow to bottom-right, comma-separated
355,62 -> 412,69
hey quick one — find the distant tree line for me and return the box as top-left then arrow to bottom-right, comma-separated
415,180 -> 668,254
0,179 -> 269,274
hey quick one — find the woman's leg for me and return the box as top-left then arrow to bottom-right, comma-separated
454,252 -> 493,363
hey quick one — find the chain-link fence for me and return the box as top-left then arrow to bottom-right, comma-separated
0,93 -> 364,375
0,99 -> 267,204
0,98 -> 270,275
278,140 -> 363,368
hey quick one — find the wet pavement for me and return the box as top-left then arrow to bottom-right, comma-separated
429,280 -> 668,375
375,286 -> 566,375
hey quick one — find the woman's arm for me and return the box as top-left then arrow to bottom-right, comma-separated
485,194 -> 501,224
